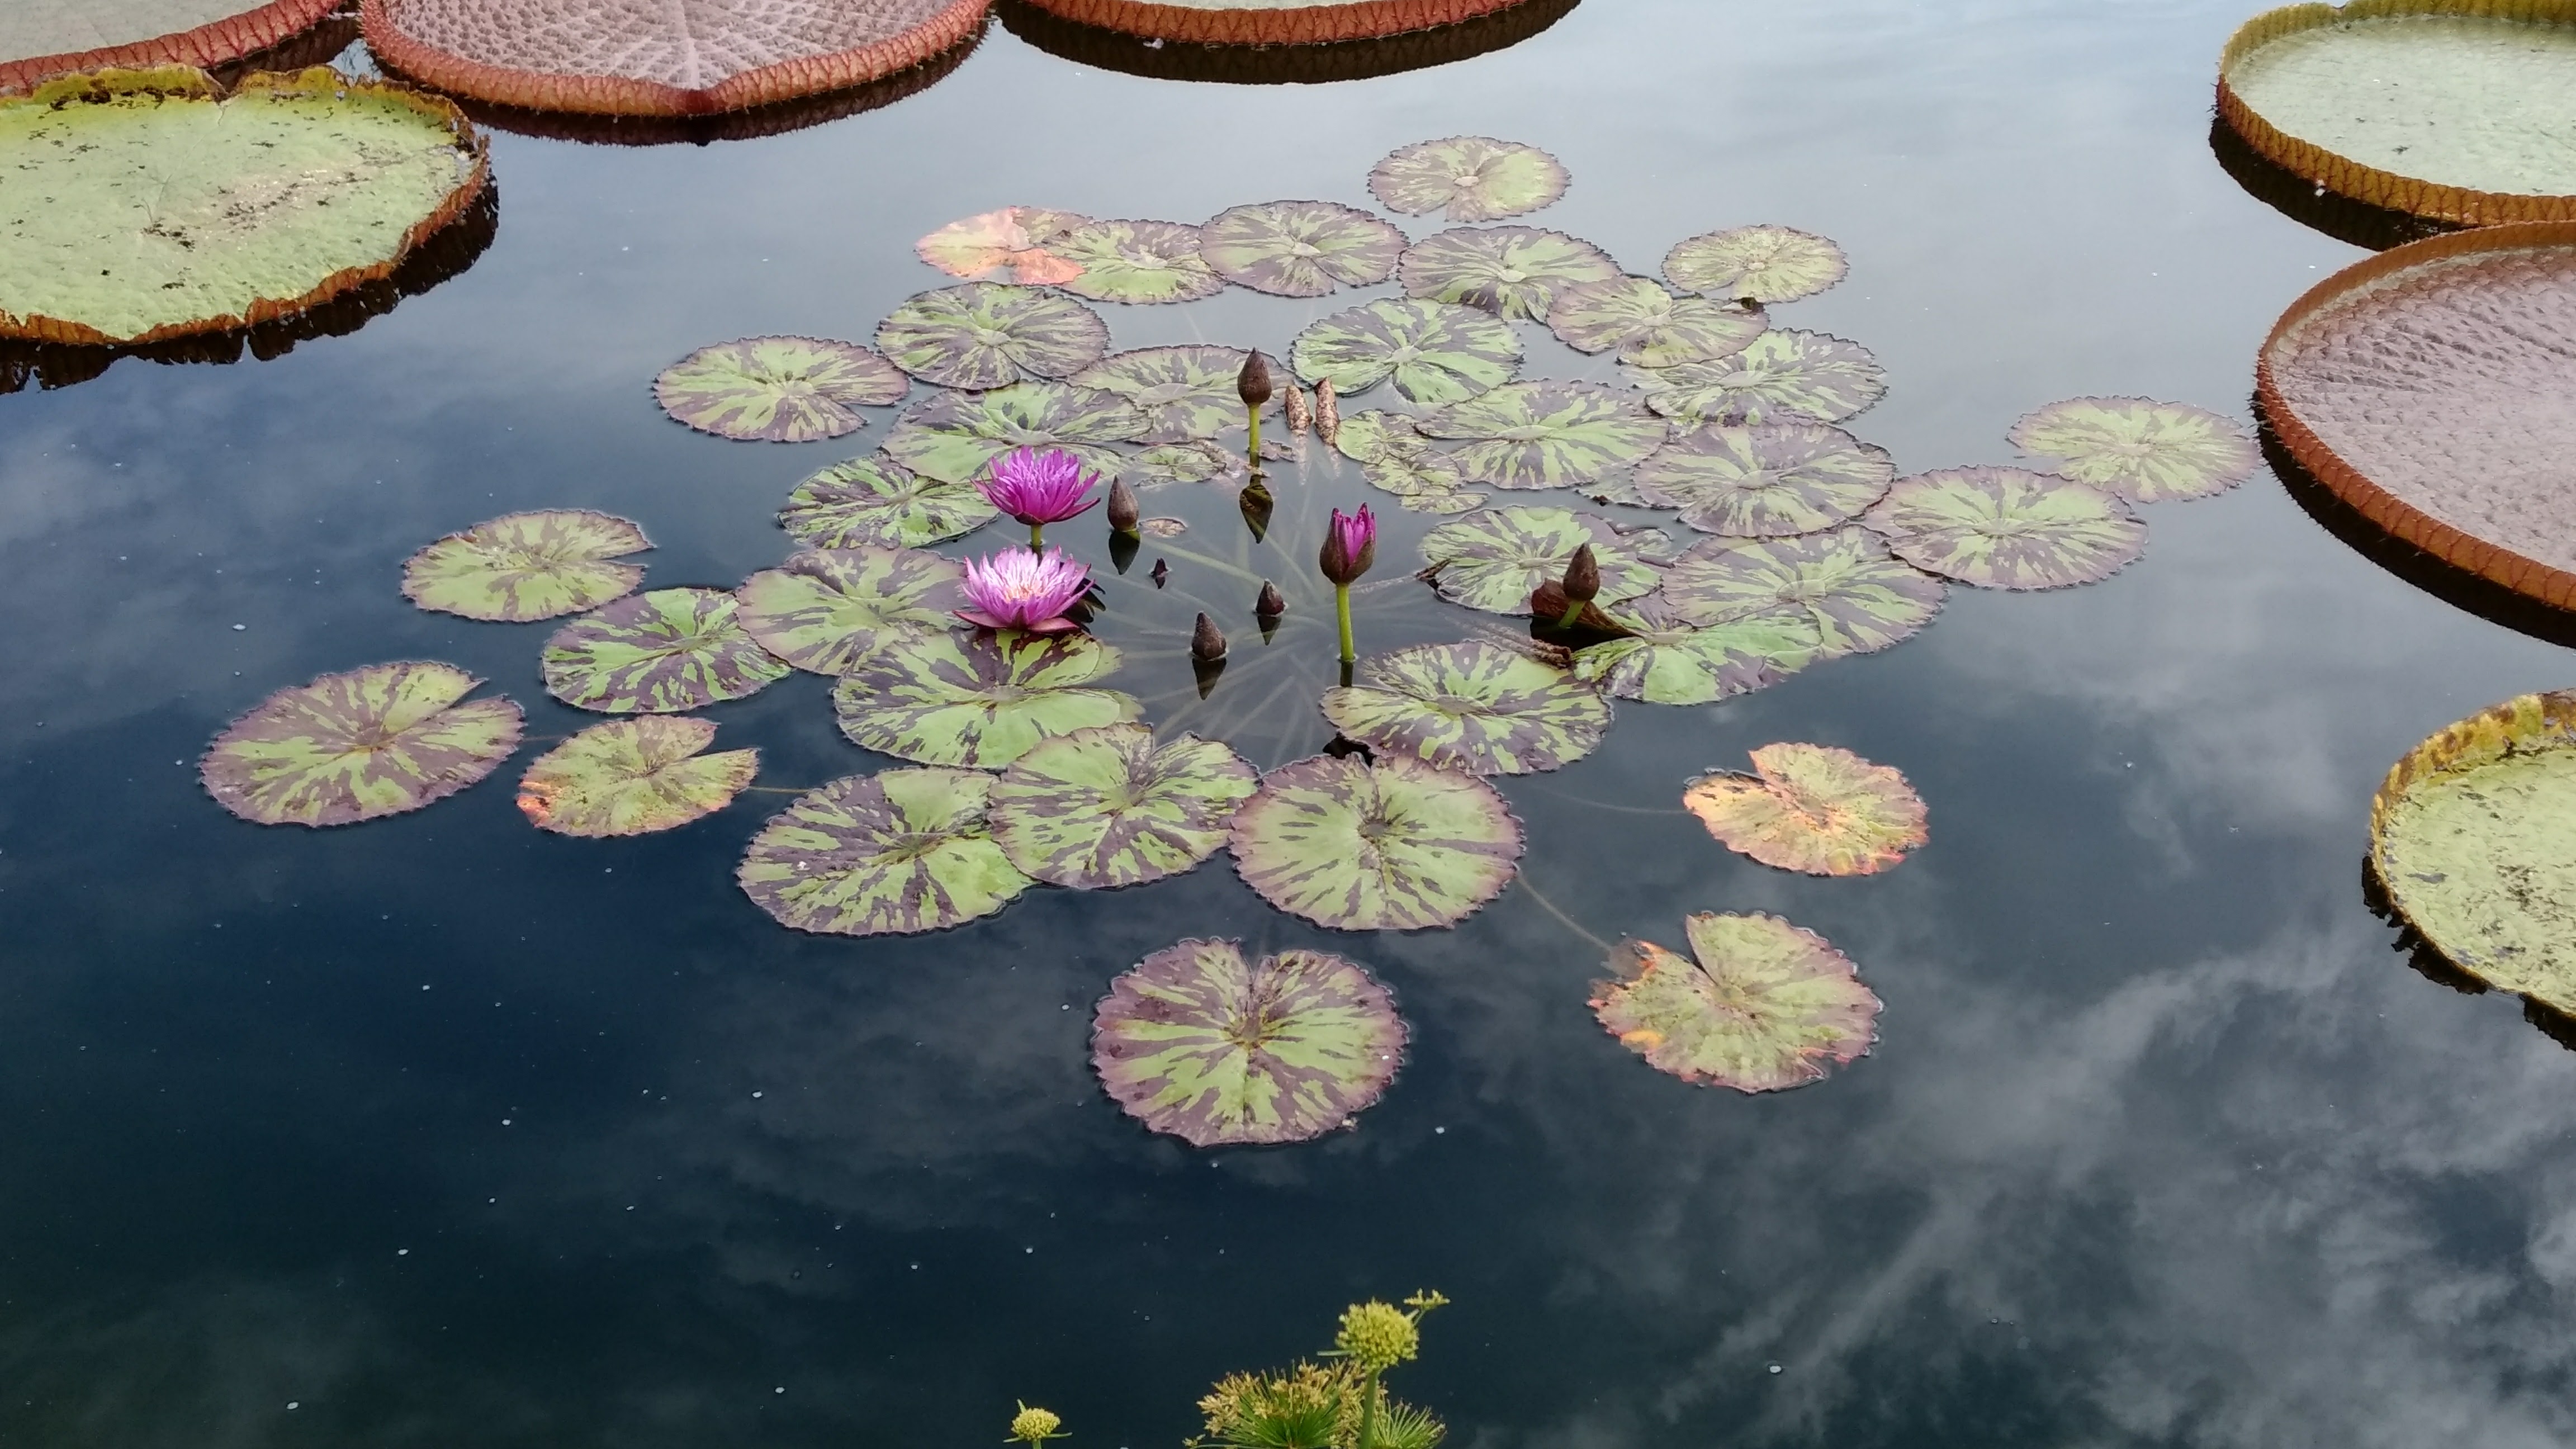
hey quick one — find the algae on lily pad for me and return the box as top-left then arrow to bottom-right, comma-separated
541,587 -> 790,713
735,546 -> 966,675
915,206 -> 1089,284
0,67 -> 488,345
1635,422 -> 1894,536
401,510 -> 651,623
1053,219 -> 1225,304
1627,329 -> 1886,426
2008,396 -> 2261,504
736,768 -> 1031,936
989,723 -> 1259,889
1863,467 -> 2146,590
1199,200 -> 1405,297
1323,640 -> 1610,775
654,337 -> 908,443
1367,136 -> 1569,222
1592,912 -> 1880,1093
1661,527 -> 1943,659
1683,742 -> 1926,875
778,455 -> 998,549
881,381 -> 1144,484
876,282 -> 1110,389
1229,752 -> 1523,931
516,717 -> 757,837
1417,381 -> 1668,491
834,628 -> 1141,768
1072,347 -> 1277,444
1092,938 -> 1407,1147
1420,505 -> 1669,614
1291,298 -> 1522,408
1398,226 -> 1619,321
1547,275 -> 1766,368
1662,225 -> 1848,304
201,661 -> 522,827
1574,597 -> 1817,706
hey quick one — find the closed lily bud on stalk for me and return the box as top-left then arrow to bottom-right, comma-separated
1106,476 -> 1140,534
1238,351 -> 1272,461
1256,580 -> 1285,617
1191,612 -> 1228,662
1555,543 -> 1599,629
1320,504 -> 1376,664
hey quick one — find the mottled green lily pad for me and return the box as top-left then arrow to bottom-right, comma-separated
1291,299 -> 1522,408
1071,347 -> 1276,444
1862,467 -> 2147,590
1129,441 -> 1235,487
1367,136 -> 1569,222
1547,275 -> 1767,367
1323,640 -> 1611,775
1398,226 -> 1619,321
1626,329 -> 1887,426
1199,200 -> 1405,297
989,723 -> 1258,889
914,207 -> 1089,284
200,661 -> 522,827
1332,409 -> 1420,464
736,546 -> 967,675
1417,381 -> 1667,490
834,628 -> 1141,768
654,337 -> 908,443
1661,226 -> 1848,304
540,588 -> 789,713
1661,527 -> 1943,657
515,717 -> 757,838
1574,596 -> 1817,705
1592,912 -> 1880,1093
736,768 -> 1032,936
2007,396 -> 2261,504
1229,752 -> 1523,931
777,455 -> 999,549
1683,742 -> 1927,875
401,510 -> 651,623
1636,422 -> 1893,536
881,382 -> 1144,485
1092,938 -> 1407,1147
876,282 -> 1110,389
1420,505 -> 1669,614
1360,447 -> 1480,511
1053,219 -> 1225,304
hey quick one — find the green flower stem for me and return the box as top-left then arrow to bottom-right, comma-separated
1335,584 -> 1355,664
1029,522 -> 1045,551
1356,1367 -> 1382,1449
1553,598 -> 1586,630
1247,405 -> 1262,465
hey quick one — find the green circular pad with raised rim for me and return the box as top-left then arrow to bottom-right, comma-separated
401,510 -> 651,623
1228,752 -> 1523,931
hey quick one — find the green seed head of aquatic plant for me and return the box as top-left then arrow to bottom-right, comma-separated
1332,1300 -> 1419,1373
1195,1362 -> 1355,1449
1008,1403 -> 1067,1446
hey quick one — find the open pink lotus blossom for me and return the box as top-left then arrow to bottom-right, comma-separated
981,447 -> 1103,527
957,547 -> 1092,634
1318,504 -> 1377,586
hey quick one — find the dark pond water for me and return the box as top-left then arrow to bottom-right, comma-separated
6,2 -> 2576,1445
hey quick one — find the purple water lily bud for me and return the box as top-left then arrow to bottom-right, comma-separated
1255,580 -> 1286,617
1190,613 -> 1228,662
955,546 -> 1093,634
980,447 -> 1103,527
1237,351 -> 1273,409
1105,476 -> 1140,533
1318,504 -> 1377,587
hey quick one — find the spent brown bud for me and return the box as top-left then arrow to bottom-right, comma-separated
1255,580 -> 1286,617
1236,351 -> 1273,409
1562,543 -> 1600,602
1106,477 -> 1140,533
1315,377 -> 1341,447
1284,383 -> 1311,435
1191,612 -> 1228,662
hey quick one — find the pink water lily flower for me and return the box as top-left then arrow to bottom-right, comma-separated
981,447 -> 1103,527
1318,504 -> 1377,586
957,546 -> 1093,634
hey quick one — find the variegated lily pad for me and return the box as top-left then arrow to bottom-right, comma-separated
1662,527 -> 1943,658
1229,752 -> 1523,931
2007,396 -> 2261,503
1129,441 -> 1235,487
1198,200 -> 1405,297
876,283 -> 1109,390
1092,938 -> 1407,1147
654,337 -> 908,443
401,510 -> 651,623
1683,743 -> 1927,875
201,661 -> 522,827
1053,219 -> 1225,304
737,768 -> 1032,936
915,207 -> 1089,284
1548,275 -> 1767,367
1574,596 -> 1817,706
1863,467 -> 2147,590
1627,329 -> 1887,426
735,546 -> 966,675
1291,299 -> 1522,407
1420,505 -> 1669,615
1071,347 -> 1276,444
1398,226 -> 1620,321
1636,422 -> 1894,536
778,455 -> 998,549
1662,226 -> 1848,304
1362,447 -> 1482,512
1367,136 -> 1569,222
880,382 -> 1144,485
1332,409 -> 1420,464
1323,640 -> 1611,775
1417,381 -> 1667,490
515,717 -> 757,838
540,588 -> 789,714
989,724 -> 1258,889
834,629 -> 1141,768
1592,912 -> 1880,1093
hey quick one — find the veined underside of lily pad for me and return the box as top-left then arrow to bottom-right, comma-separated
1007,0 -> 1537,46
0,0 -> 343,91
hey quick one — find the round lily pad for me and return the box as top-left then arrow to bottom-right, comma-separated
1323,640 -> 1610,775
1053,219 -> 1225,304
1,1 -> 342,91
0,68 -> 488,345
1092,938 -> 1407,1148
736,768 -> 1031,937
1683,742 -> 1927,876
1661,527 -> 1943,659
1862,467 -> 2147,591
1291,299 -> 1522,408
1416,381 -> 1668,490
1229,752 -> 1523,931
1367,136 -> 1568,222
834,628 -> 1142,769
915,206 -> 1089,285
1547,275 -> 1767,368
736,546 -> 967,675
778,454 -> 998,549
1363,447 -> 1482,512
1635,422 -> 1894,536
1591,912 -> 1880,1093
652,336 -> 907,443
1332,409 -> 1418,464
875,282 -> 1110,390
1420,505 -> 1669,615
1129,441 -> 1236,487
1071,346 -> 1276,444
880,381 -> 1144,485
201,660 -> 522,827
540,587 -> 790,713
988,723 -> 1259,889
2006,396 -> 2260,504
515,717 -> 757,837
1199,200 -> 1405,298
401,510 -> 652,623
1661,225 -> 1848,304
1398,226 -> 1618,321
1573,597 -> 1817,706
1627,329 -> 1887,426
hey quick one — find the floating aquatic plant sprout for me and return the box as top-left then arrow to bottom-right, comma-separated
1320,505 -> 1377,662
981,445 -> 1102,549
957,547 -> 1092,634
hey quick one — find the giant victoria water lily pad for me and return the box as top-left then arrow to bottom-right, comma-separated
1683,743 -> 1926,875
834,629 -> 1141,768
915,207 -> 1088,284
2008,397 -> 2260,503
876,283 -> 1110,389
1072,347 -> 1276,444
1662,225 -> 1848,304
735,546 -> 965,675
1,1 -> 344,91
541,588 -> 789,713
515,717 -> 757,837
881,382 -> 1144,484
1627,329 -> 1887,426
1635,422 -> 1895,536
1547,276 -> 1767,367
1291,299 -> 1522,408
1592,912 -> 1881,1093
1419,505 -> 1669,614
1863,467 -> 2147,590
777,455 -> 998,549
1417,381 -> 1668,490
201,661 -> 522,827
1198,200 -> 1405,297
736,768 -> 1031,936
1053,220 -> 1225,304
1661,527 -> 1943,658
653,337 -> 907,443
1092,938 -> 1408,1147
1398,226 -> 1618,321
1229,752 -> 1523,931
988,724 -> 1259,889
401,510 -> 651,623
1323,640 -> 1611,775
1574,598 -> 1817,706
1367,136 -> 1569,222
